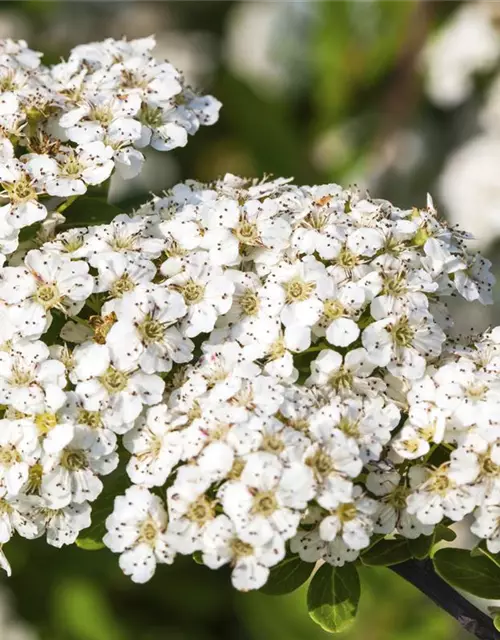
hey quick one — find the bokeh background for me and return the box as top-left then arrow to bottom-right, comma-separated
1,1 -> 498,638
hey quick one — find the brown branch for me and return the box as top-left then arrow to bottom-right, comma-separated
390,559 -> 500,640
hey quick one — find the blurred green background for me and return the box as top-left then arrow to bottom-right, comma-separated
0,1 -> 495,638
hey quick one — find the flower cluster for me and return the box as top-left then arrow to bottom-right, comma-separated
0,154 -> 496,590
0,37 -> 220,257
0,37 -> 499,595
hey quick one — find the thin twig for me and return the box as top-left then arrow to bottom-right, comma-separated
390,559 -> 500,640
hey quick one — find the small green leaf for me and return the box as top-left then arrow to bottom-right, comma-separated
193,551 -> 203,565
361,538 -> 412,566
307,563 -> 360,633
62,197 -> 122,227
433,548 -> 500,598
494,614 -> 500,632
409,534 -> 433,560
434,524 -> 457,543
76,537 -> 105,551
260,555 -> 314,596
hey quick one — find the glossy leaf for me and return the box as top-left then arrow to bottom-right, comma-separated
433,548 -> 500,598
362,538 -> 412,566
260,555 -> 314,596
307,563 -> 360,633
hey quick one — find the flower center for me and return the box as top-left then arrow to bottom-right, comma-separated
180,280 -> 205,305
0,446 -> 20,467
239,289 -> 260,316
61,450 -> 87,470
390,317 -> 414,347
480,454 -> 500,477
306,450 -> 333,477
284,277 -> 315,303
252,491 -> 278,516
231,538 -> 254,558
328,365 -> 353,393
77,409 -> 103,430
138,517 -> 159,545
140,105 -> 164,128
9,365 -> 34,387
100,367 -> 128,394
35,283 -> 61,310
338,416 -> 359,438
234,221 -> 260,245
25,463 -> 43,494
336,246 -> 359,269
4,175 -> 37,204
387,486 -> 409,510
428,468 -> 451,495
138,318 -> 165,345
110,274 -> 135,298
267,336 -> 286,361
323,299 -> 345,321
35,412 -> 58,435
186,496 -> 215,525
261,434 -> 285,455
335,502 -> 357,523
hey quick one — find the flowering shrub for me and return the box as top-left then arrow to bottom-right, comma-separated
1,36 -> 500,636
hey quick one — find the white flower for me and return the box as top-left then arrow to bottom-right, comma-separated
0,419 -> 39,494
0,340 -> 66,414
220,452 -> 314,541
163,252 -> 234,337
26,142 -> 115,197
41,426 -> 117,508
471,494 -> 500,553
106,285 -> 192,374
72,341 -> 164,432
362,310 -> 445,380
304,429 -> 362,510
104,486 -> 175,584
123,405 -> 183,487
306,348 -> 384,397
406,465 -> 477,525
24,499 -> 92,547
366,466 -> 434,539
202,514 -> 285,591
0,250 -> 94,336
318,487 -> 377,554
0,138 -> 48,230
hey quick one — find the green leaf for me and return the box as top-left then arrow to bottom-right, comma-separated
193,551 -> 203,565
409,535 -> 433,560
470,542 -> 500,568
75,537 -> 105,551
494,614 -> 500,632
61,197 -> 122,228
260,555 -> 314,596
307,563 -> 360,633
361,538 -> 412,566
433,548 -> 500,598
434,524 -> 457,543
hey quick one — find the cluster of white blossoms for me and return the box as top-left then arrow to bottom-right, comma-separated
0,37 -> 220,257
0,38 -> 499,595
0,158 -> 497,590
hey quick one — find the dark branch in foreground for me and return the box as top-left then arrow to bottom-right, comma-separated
390,559 -> 500,640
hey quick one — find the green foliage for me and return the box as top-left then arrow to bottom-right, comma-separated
433,548 -> 500,599
362,538 -> 412,566
408,535 -> 434,560
75,538 -> 106,551
260,555 -> 314,596
307,563 -> 360,633
62,197 -> 122,228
